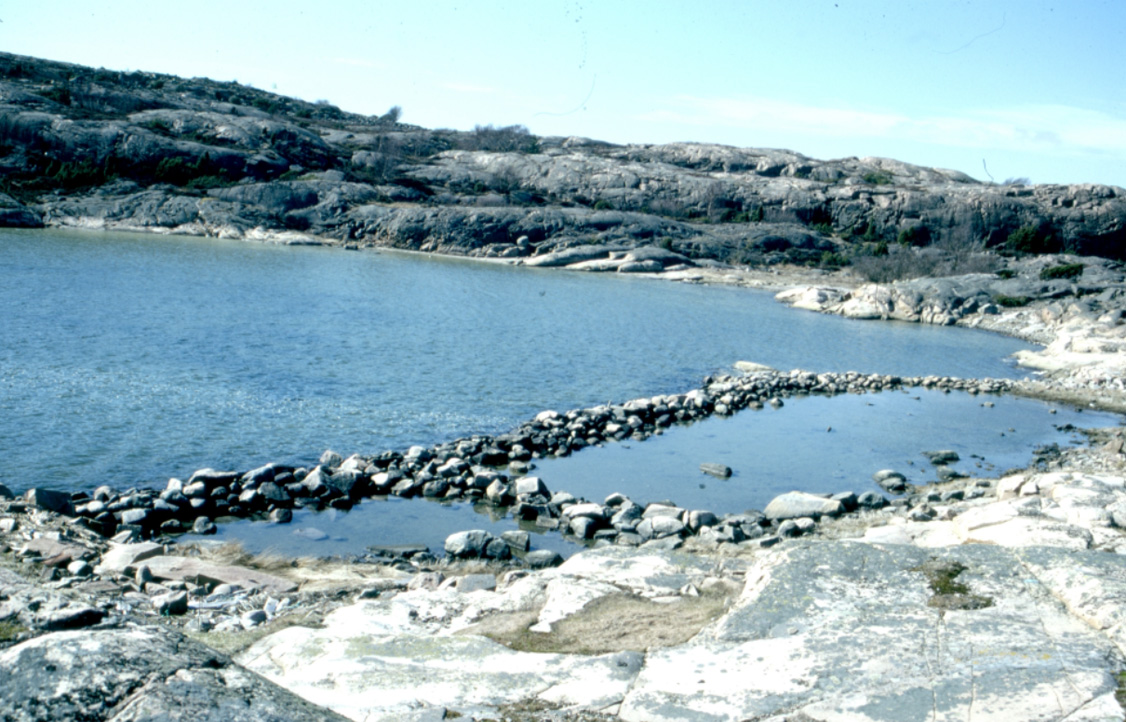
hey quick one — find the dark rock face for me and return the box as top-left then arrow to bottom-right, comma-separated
0,624 -> 349,721
1,52 -> 1122,263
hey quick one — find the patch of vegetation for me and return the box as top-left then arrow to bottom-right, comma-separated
728,205 -> 764,223
812,222 -> 834,236
995,269 -> 1016,279
40,84 -> 72,106
183,615 -> 319,656
911,560 -> 993,612
478,590 -> 731,656
819,251 -> 849,270
862,170 -> 893,185
897,224 -> 931,247
252,96 -> 284,115
459,124 -> 540,154
141,118 -> 173,135
1039,262 -> 1084,281
149,152 -> 239,187
1006,224 -> 1061,255
0,620 -> 28,643
592,199 -> 615,211
993,294 -> 1031,307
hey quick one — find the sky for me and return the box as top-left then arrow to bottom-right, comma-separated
3,1 -> 1125,187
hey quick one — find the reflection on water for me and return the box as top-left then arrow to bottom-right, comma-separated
194,389 -> 1120,558
2,228 -> 1035,494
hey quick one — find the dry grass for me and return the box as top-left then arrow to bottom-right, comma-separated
179,541 -> 407,592
182,611 -> 324,656
475,589 -> 734,655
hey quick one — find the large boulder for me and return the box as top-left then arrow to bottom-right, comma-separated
0,625 -> 348,721
763,491 -> 844,521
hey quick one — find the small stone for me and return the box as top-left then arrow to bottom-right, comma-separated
66,560 -> 92,577
269,508 -> 293,524
700,463 -> 733,479
191,517 -> 217,535
153,590 -> 189,616
501,530 -> 530,551
457,574 -> 497,593
525,550 -> 564,569
923,450 -> 960,465
27,488 -> 75,516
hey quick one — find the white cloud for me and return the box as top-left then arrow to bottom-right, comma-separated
639,96 -> 1126,158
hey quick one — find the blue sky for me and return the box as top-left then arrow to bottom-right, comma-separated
4,1 -> 1125,186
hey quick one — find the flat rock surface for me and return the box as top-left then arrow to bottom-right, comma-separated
0,624 -> 348,722
620,541 -> 1126,722
237,534 -> 1126,721
141,556 -> 298,593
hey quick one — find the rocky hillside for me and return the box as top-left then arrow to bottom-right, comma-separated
2,51 -> 1125,272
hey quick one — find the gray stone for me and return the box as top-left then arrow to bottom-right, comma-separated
924,450 -> 961,465
119,508 -> 150,527
484,539 -> 512,561
319,450 -> 344,468
500,530 -> 530,551
563,502 -> 608,520
686,510 -> 718,532
0,482 -> 14,500
269,508 -> 293,524
857,491 -> 888,509
66,560 -> 92,577
569,516 -> 598,540
637,516 -> 686,540
700,462 -> 733,478
26,488 -> 74,516
444,530 -> 495,559
525,550 -> 564,569
457,574 -> 497,592
41,605 -> 105,630
142,556 -> 298,593
619,541 -> 1125,721
0,625 -> 348,721
191,517 -> 217,535
514,476 -> 549,498
153,590 -> 189,615
96,541 -> 165,575
763,491 -> 844,520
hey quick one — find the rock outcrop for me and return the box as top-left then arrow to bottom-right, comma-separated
1,51 -> 1123,267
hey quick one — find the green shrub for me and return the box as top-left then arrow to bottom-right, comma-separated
819,251 -> 849,270
896,225 -> 931,247
993,294 -> 1030,307
1039,263 -> 1084,280
873,240 -> 889,257
862,171 -> 893,185
812,222 -> 833,236
142,118 -> 173,134
592,199 -> 615,211
49,160 -> 106,189
41,84 -> 72,106
1006,224 -> 1060,254
184,174 -> 231,190
995,269 -> 1016,279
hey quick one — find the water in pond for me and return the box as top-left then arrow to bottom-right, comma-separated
3,228 -> 1115,557
185,389 -> 1120,558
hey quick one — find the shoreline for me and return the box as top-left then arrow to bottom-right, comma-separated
4,224 -> 1126,721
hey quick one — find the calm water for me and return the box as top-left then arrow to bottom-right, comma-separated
5,228 -> 1117,556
